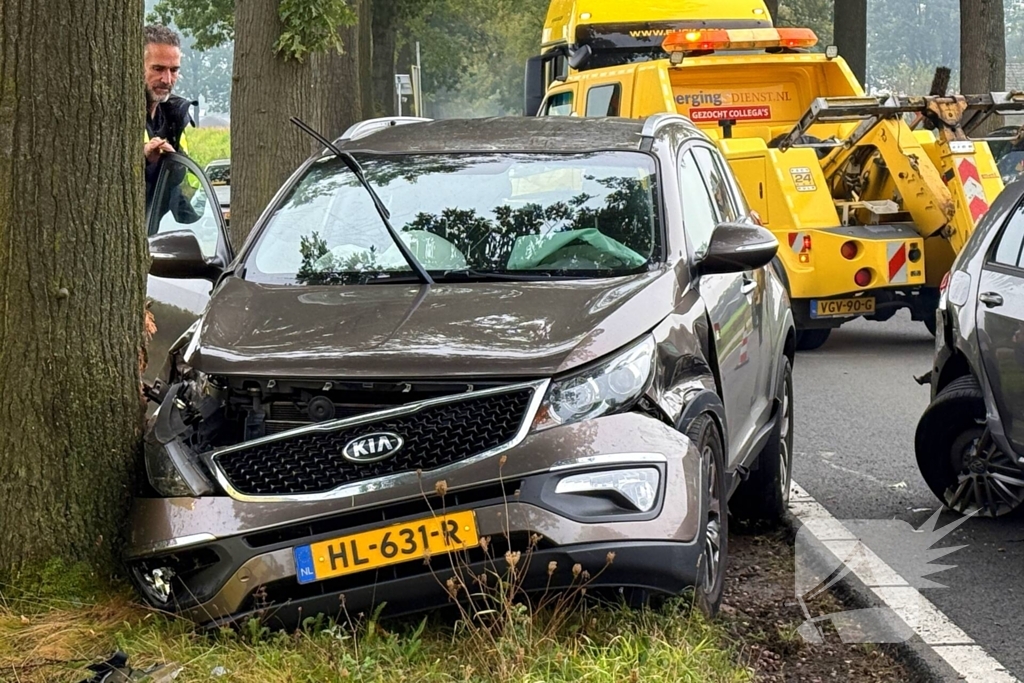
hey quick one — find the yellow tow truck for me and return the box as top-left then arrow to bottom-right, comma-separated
526,0 -> 1024,349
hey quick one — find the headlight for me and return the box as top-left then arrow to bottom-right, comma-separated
144,386 -> 217,498
534,336 -> 656,430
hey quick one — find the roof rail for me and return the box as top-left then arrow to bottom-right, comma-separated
640,113 -> 701,138
337,116 -> 433,142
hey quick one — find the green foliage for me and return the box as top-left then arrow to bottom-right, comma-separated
184,127 -> 230,170
150,0 -> 235,50
276,0 -> 358,62
151,0 -> 357,63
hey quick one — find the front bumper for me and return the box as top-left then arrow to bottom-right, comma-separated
126,412 -> 703,626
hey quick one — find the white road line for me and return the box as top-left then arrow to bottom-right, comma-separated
789,480 -> 1019,683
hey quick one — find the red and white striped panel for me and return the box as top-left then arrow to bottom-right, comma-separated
787,232 -> 809,254
887,242 -> 908,284
957,158 -> 990,223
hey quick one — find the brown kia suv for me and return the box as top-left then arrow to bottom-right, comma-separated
133,114 -> 796,628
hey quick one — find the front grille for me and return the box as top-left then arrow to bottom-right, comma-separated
216,388 -> 534,496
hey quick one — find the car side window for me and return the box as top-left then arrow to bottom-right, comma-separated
692,146 -> 740,223
677,149 -> 719,258
585,84 -> 621,116
544,91 -> 574,116
149,158 -> 222,260
991,203 -> 1024,269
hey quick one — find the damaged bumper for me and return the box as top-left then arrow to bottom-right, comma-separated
126,412 -> 703,627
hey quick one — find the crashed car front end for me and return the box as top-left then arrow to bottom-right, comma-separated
127,335 -> 705,628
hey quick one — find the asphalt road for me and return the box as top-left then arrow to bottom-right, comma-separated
791,310 -> 1024,679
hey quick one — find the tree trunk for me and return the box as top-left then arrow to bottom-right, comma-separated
371,1 -> 398,117
961,0 -> 1005,133
0,0 -> 147,575
231,0 -> 323,247
834,0 -> 867,85
764,0 -> 779,24
317,0 -> 363,141
359,0 -> 375,120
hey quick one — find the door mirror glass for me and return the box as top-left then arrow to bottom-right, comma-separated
698,223 -> 779,275
147,155 -> 225,260
149,230 -> 224,281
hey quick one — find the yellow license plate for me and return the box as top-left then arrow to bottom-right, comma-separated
812,297 -> 875,318
293,510 -> 479,584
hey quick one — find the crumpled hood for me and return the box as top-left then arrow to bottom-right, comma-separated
186,271 -> 681,379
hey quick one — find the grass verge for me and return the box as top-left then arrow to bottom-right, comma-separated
185,127 -> 230,170
0,592 -> 752,683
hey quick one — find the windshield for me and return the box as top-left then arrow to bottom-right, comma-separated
244,151 -> 662,284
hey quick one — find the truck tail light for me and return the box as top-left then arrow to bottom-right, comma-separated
841,241 -> 858,260
855,268 -> 872,288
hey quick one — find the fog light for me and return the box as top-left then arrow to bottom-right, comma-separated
855,268 -> 872,288
841,241 -> 859,260
141,567 -> 175,604
555,468 -> 660,512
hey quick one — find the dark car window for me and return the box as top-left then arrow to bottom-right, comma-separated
992,203 -> 1024,269
586,84 -> 621,116
692,146 -> 740,223
677,149 -> 719,258
245,151 -> 662,284
544,91 -> 574,116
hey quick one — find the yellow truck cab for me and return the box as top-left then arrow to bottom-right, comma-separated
528,0 -> 1024,349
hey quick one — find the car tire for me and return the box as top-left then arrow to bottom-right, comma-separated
686,414 -> 727,617
915,375 -> 1024,517
796,328 -> 831,351
731,357 -> 794,528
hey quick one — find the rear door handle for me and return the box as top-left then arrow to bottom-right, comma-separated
740,278 -> 757,296
979,292 -> 1004,308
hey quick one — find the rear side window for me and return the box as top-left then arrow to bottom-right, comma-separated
544,91 -> 574,116
677,150 -> 719,258
992,204 -> 1024,268
586,84 -> 621,116
691,146 -> 740,223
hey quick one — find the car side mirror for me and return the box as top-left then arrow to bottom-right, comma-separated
568,44 -> 592,70
698,222 -> 779,275
149,230 -> 224,281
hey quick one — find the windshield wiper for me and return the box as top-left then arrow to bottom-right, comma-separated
289,117 -> 434,286
434,269 -> 588,282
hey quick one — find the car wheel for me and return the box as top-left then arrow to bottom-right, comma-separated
915,375 -> 1024,517
731,356 -> 794,528
796,328 -> 831,351
686,414 -> 727,617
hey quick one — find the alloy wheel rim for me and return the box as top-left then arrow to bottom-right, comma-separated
779,374 -> 793,504
702,444 -> 722,594
943,427 -> 1024,517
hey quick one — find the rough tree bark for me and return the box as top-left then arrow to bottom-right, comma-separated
359,0 -> 375,120
834,0 -> 867,85
317,0 -> 364,140
371,0 -> 398,117
961,0 -> 1005,132
231,0 -> 327,248
0,0 -> 147,574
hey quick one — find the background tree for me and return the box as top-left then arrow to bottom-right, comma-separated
961,0 -> 1006,131
0,0 -> 148,575
833,0 -> 867,84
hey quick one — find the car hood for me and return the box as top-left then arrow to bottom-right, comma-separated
186,270 -> 681,379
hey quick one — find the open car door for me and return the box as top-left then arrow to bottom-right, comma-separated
145,152 -> 233,390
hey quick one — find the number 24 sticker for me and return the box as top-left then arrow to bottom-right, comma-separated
790,167 -> 817,192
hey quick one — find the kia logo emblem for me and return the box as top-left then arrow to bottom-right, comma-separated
342,432 -> 404,463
